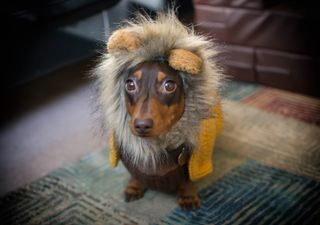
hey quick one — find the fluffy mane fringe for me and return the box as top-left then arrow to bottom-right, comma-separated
93,11 -> 224,169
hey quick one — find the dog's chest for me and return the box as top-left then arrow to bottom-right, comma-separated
120,146 -> 190,192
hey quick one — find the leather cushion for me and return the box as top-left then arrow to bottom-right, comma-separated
256,48 -> 319,96
194,0 -> 279,10
220,44 -> 319,96
220,45 -> 255,82
194,3 -> 319,55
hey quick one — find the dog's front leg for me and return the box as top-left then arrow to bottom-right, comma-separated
124,177 -> 146,202
178,181 -> 201,210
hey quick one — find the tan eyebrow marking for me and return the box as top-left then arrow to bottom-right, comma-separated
133,70 -> 142,80
157,71 -> 166,82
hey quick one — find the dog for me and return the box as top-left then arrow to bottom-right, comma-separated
94,11 -> 224,210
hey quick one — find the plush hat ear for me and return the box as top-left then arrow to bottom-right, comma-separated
168,49 -> 203,75
107,29 -> 141,54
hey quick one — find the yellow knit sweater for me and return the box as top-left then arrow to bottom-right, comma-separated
108,102 -> 223,181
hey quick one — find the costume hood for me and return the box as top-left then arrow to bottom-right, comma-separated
94,11 -> 224,180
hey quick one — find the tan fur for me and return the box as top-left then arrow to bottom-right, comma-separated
157,71 -> 166,82
133,70 -> 142,80
169,49 -> 203,75
147,97 -> 185,136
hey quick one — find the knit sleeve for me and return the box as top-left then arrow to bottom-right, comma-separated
188,102 -> 223,181
109,131 -> 120,168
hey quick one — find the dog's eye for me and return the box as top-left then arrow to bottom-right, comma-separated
125,79 -> 137,93
164,80 -> 177,93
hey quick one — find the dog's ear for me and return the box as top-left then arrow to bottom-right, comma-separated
169,49 -> 203,75
107,29 -> 141,54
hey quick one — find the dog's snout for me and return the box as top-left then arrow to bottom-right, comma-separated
134,119 -> 153,135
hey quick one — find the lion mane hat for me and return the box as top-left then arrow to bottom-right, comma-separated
94,11 -> 224,181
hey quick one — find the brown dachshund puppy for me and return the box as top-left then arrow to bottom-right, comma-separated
94,12 -> 224,210
123,60 -> 200,209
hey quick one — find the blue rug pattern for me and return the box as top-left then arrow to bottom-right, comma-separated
160,160 -> 320,225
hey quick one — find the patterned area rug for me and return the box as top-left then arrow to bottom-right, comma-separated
242,88 -> 320,125
1,81 -> 320,225
161,160 -> 320,225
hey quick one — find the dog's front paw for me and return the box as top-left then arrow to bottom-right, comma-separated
124,187 -> 144,202
178,181 -> 201,210
124,178 -> 145,202
178,194 -> 201,210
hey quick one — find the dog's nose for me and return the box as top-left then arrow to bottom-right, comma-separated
134,119 -> 153,135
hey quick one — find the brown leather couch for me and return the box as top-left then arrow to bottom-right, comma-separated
193,0 -> 320,97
